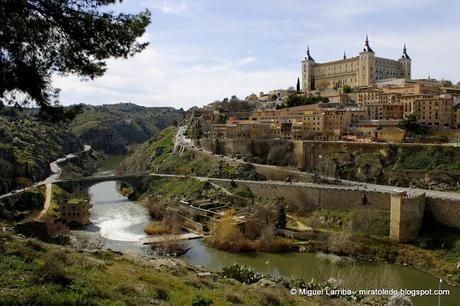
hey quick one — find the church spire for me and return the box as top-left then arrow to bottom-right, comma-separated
343,51 -> 346,60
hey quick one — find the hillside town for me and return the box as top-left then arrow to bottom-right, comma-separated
200,38 -> 460,144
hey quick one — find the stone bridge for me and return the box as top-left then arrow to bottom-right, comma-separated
55,175 -> 158,193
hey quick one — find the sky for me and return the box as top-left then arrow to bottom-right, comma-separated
54,0 -> 460,109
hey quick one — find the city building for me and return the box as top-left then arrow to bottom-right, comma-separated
302,36 -> 411,91
355,87 -> 400,105
367,103 -> 404,120
323,108 -> 352,134
410,94 -> 454,128
453,103 -> 460,129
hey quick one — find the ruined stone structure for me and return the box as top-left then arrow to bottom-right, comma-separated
60,199 -> 91,225
302,37 -> 411,91
389,191 -> 426,242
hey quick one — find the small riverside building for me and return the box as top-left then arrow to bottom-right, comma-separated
60,198 -> 90,225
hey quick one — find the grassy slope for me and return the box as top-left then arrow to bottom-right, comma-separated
0,234 -> 313,306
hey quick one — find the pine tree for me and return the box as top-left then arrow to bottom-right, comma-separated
296,78 -> 301,92
0,0 -> 150,120
276,203 -> 287,229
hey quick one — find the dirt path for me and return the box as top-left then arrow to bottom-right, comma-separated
287,214 -> 311,231
36,183 -> 52,220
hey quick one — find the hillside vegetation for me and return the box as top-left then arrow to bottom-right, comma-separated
119,127 -> 264,180
331,145 -> 460,191
0,233 -> 314,306
0,116 -> 82,195
70,103 -> 184,154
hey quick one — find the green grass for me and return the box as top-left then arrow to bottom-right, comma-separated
392,145 -> 460,171
0,233 -> 309,306
146,178 -> 208,202
47,185 -> 63,218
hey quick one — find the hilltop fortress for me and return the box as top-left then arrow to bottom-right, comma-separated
302,36 -> 412,91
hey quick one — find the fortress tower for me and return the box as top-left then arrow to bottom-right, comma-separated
389,191 -> 425,242
399,44 -> 412,80
358,35 -> 376,86
301,36 -> 412,92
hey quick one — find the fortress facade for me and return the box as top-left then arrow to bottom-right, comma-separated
302,36 -> 412,91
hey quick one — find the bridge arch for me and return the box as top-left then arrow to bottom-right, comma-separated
55,175 -> 156,194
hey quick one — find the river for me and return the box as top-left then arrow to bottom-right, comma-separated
75,157 -> 459,306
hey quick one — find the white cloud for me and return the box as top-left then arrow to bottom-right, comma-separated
52,0 -> 460,110
53,48 -> 294,109
151,0 -> 197,15
312,0 -> 436,23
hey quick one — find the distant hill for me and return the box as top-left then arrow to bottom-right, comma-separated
70,103 -> 185,154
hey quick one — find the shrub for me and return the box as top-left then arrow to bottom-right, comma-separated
42,216 -> 70,237
190,294 -> 213,306
147,202 -> 165,220
25,239 -> 45,252
205,210 -> 252,252
276,203 -> 287,229
153,287 -> 169,300
220,264 -> 263,284
388,293 -> 413,306
144,223 -> 174,235
260,290 -> 282,306
117,282 -> 139,296
72,234 -> 106,251
34,251 -> 71,285
144,210 -> 182,235
225,294 -> 243,305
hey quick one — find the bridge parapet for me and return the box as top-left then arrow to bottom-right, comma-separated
55,175 -> 157,193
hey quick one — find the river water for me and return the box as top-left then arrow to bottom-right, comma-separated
75,157 -> 459,306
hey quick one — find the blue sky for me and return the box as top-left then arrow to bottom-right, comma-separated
54,0 -> 460,109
